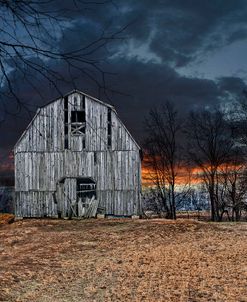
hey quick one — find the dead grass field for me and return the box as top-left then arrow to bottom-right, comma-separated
0,218 -> 247,302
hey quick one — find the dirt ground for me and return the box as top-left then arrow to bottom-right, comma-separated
0,218 -> 247,302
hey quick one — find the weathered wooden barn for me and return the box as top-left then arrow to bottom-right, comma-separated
14,90 -> 142,218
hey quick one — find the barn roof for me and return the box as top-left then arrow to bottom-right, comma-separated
40,89 -> 115,110
14,89 -> 140,150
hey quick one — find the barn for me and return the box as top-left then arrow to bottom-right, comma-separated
14,90 -> 142,218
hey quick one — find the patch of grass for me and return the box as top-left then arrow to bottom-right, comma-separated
0,213 -> 15,225
0,219 -> 246,301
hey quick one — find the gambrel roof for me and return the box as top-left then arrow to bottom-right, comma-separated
14,89 -> 140,150
40,89 -> 115,110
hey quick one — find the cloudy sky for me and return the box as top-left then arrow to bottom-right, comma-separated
1,0 -> 247,178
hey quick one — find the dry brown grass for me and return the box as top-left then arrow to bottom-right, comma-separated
0,214 -> 15,225
0,218 -> 247,302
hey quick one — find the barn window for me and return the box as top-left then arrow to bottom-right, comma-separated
77,178 -> 96,202
71,111 -> 86,136
107,108 -> 112,148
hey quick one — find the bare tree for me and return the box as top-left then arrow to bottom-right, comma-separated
0,0 -> 126,120
142,188 -> 166,218
186,109 -> 234,221
218,151 -> 247,221
144,102 -> 185,219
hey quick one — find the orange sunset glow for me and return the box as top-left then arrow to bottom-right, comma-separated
142,161 -> 243,188
142,165 -> 202,187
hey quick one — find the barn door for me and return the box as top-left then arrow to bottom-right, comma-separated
63,178 -> 77,218
77,178 -> 98,218
60,177 -> 98,218
56,182 -> 68,218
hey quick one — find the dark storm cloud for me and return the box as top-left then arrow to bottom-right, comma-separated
217,77 -> 247,95
41,0 -> 247,68
2,0 -> 247,125
227,29 -> 247,44
33,0 -> 247,70
104,59 -> 239,142
96,0 -> 247,67
1,0 -> 247,176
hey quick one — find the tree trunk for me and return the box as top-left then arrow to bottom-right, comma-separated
171,184 -> 176,220
209,188 -> 216,221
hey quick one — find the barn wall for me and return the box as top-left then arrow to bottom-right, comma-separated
15,98 -> 65,152
15,91 -> 141,217
15,189 -> 141,217
15,150 -> 140,191
15,191 -> 57,217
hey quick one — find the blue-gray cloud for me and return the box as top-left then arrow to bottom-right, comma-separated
1,0 -> 247,177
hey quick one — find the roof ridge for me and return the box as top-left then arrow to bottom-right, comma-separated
40,89 -> 115,110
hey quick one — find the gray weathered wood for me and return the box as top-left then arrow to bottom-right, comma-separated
14,90 -> 142,218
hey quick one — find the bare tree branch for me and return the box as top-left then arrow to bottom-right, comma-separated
0,0 -> 128,121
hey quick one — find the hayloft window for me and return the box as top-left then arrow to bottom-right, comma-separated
107,108 -> 112,148
71,111 -> 86,136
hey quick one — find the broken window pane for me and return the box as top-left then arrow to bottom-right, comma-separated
77,178 -> 96,202
71,111 -> 86,135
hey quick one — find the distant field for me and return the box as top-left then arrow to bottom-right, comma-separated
0,218 -> 247,302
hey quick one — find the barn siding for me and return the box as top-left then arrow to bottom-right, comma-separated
15,91 -> 141,218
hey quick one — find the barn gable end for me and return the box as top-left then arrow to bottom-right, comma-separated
14,90 -> 142,218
